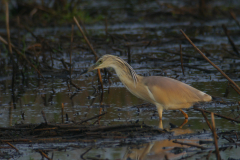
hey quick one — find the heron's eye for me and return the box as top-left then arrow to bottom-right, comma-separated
99,60 -> 102,64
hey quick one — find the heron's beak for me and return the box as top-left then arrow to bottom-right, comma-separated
80,63 -> 99,75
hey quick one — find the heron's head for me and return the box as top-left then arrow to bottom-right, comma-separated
87,55 -> 118,73
81,54 -> 138,85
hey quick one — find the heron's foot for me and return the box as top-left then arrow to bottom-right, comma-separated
178,119 -> 188,129
179,109 -> 188,119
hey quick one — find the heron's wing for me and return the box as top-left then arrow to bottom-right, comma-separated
142,76 -> 211,108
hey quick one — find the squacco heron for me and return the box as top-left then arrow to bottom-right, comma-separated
84,55 -> 212,121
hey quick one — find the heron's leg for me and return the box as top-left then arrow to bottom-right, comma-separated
156,105 -> 163,120
156,105 -> 164,129
139,143 -> 155,160
178,119 -> 188,129
158,120 -> 163,129
179,109 -> 188,119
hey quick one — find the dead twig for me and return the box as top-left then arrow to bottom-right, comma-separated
5,142 -> 19,153
164,49 -> 204,60
70,24 -> 74,78
24,25 -> 63,54
201,110 -> 219,139
211,113 -> 221,160
1,139 -> 31,143
194,108 -> 240,123
229,83 -> 240,95
73,17 -> 98,58
5,1 -> 12,54
230,11 -> 240,28
201,111 -> 213,131
81,147 -> 92,160
41,110 -> 47,124
23,25 -> 54,67
69,80 -> 81,90
79,112 -> 107,124
0,35 -> 44,78
73,16 -> 104,91
4,1 -> 17,85
206,150 -> 213,160
61,58 -> 68,70
127,46 -> 131,64
180,44 -> 185,76
92,116 -> 103,125
180,29 -> 240,94
37,149 -> 52,160
105,18 -> 108,36
61,103 -> 64,123
235,132 -> 239,141
172,140 -> 207,150
34,127 -> 57,131
222,24 -> 239,56
176,64 -> 216,73
222,135 -> 235,143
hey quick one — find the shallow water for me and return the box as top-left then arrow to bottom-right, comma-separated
0,76 -> 239,159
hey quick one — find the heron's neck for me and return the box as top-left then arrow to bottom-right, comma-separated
111,64 -> 139,87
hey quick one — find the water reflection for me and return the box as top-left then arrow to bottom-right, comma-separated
123,128 -> 209,160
